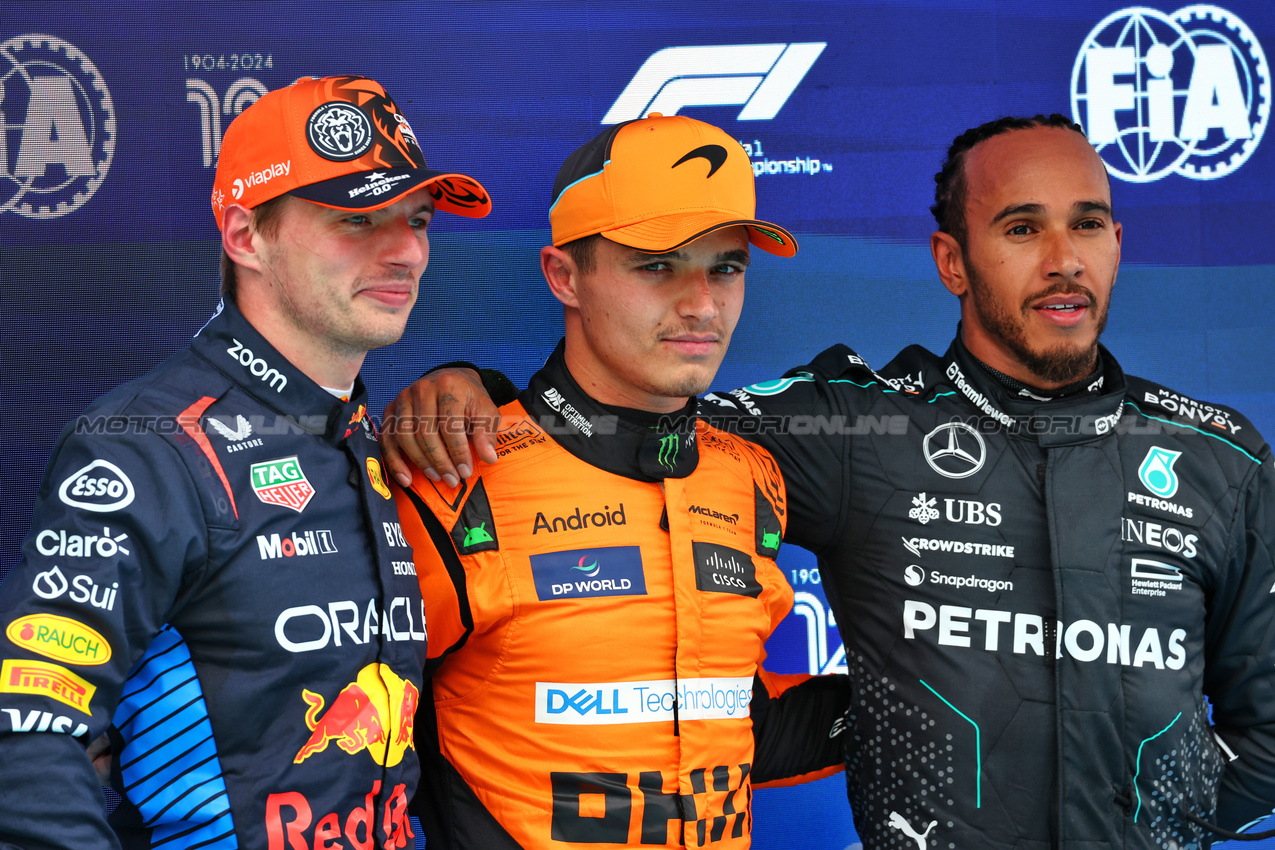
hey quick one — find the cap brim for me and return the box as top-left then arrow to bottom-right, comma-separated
600,212 -> 798,258
290,168 -> 491,218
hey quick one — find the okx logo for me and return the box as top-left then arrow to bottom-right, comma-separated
1071,5 -> 1269,182
1,34 -> 115,218
602,43 -> 825,124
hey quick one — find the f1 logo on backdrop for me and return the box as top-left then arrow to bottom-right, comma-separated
1071,5 -> 1269,182
0,34 -> 115,219
602,43 -> 826,125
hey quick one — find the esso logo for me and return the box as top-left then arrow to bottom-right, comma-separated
1071,5 -> 1269,182
57,460 -> 135,512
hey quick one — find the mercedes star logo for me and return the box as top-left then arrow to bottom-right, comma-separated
923,422 -> 986,479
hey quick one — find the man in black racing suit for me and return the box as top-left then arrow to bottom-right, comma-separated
0,75 -> 490,849
695,116 -> 1275,849
384,115 -> 1275,849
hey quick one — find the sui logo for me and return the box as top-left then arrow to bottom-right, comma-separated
1071,5 -> 1269,182
0,34 -> 115,218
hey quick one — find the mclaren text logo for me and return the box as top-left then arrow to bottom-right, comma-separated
903,601 -> 1187,669
602,43 -> 826,124
1071,5 -> 1269,182
535,677 -> 752,725
923,422 -> 986,479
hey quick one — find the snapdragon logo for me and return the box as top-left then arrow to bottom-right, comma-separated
602,43 -> 825,124
1071,5 -> 1269,182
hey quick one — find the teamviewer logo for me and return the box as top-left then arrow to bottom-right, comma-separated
602,43 -> 826,125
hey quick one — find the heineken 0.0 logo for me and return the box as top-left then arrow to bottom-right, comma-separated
250,456 -> 315,513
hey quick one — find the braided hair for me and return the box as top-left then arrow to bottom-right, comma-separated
931,114 -> 1090,250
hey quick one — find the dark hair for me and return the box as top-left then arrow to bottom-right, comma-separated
561,233 -> 601,276
219,194 -> 289,301
931,114 -> 1089,250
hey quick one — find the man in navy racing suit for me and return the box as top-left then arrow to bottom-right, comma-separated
382,115 -> 1275,849
0,75 -> 490,850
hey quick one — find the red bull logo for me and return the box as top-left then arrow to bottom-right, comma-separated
294,663 -> 418,767
266,779 -> 412,850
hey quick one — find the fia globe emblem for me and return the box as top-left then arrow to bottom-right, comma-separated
1138,446 -> 1183,498
1070,5 -> 1269,182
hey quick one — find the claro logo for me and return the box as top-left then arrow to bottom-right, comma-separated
226,339 -> 286,392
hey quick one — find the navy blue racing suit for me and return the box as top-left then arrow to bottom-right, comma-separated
0,300 -> 426,850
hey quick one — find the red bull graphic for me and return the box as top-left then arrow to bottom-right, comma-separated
294,663 -> 418,767
266,779 -> 413,850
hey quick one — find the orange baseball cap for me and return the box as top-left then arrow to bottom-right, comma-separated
549,114 -> 796,257
211,75 -> 490,229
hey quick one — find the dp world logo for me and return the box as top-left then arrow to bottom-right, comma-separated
1071,5 -> 1269,182
1,34 -> 115,218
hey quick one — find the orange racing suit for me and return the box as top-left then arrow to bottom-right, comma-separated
394,344 -> 847,849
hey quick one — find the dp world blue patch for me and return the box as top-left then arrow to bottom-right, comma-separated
530,546 -> 647,601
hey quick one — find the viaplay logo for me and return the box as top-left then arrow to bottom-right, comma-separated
1,34 -> 115,218
1071,5 -> 1269,182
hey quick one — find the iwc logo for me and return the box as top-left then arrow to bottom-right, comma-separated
306,101 -> 372,161
1071,5 -> 1269,182
0,34 -> 115,219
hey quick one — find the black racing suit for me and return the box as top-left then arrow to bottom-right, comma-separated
699,333 -> 1275,849
0,300 -> 426,850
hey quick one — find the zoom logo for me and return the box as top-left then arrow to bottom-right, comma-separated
602,43 -> 825,124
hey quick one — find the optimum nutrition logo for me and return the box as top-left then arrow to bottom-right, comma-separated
1,34 -> 115,218
1071,5 -> 1269,182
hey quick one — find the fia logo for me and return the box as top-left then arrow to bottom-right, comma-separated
1,34 -> 115,219
602,43 -> 825,124
1071,5 -> 1269,182
186,76 -> 269,168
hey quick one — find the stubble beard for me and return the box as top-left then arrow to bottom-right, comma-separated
966,264 -> 1110,387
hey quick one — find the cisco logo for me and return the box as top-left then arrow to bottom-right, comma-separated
1071,5 -> 1269,182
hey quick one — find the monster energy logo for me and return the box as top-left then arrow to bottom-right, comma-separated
657,434 -> 680,470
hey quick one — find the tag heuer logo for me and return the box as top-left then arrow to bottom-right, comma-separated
250,456 -> 315,512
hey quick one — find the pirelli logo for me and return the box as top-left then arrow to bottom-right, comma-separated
0,659 -> 96,715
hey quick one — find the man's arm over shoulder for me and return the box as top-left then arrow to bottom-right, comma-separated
1208,443 -> 1275,833
700,344 -> 873,552
0,417 -> 210,848
750,666 -> 849,787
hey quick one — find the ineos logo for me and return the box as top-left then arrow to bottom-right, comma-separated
923,422 -> 986,479
226,338 -> 287,392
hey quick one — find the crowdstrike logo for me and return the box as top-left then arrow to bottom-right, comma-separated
602,43 -> 826,124
902,536 -> 1014,560
1071,5 -> 1269,182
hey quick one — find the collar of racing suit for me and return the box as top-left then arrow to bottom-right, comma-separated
519,339 -> 700,482
188,299 -> 375,446
940,331 -> 1128,447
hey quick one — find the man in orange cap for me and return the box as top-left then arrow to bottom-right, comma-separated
392,114 -> 846,849
0,75 -> 488,849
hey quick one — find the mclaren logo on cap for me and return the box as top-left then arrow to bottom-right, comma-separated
307,102 -> 373,162
673,144 -> 729,178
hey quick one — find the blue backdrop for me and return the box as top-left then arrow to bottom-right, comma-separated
3,2 -> 1274,847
